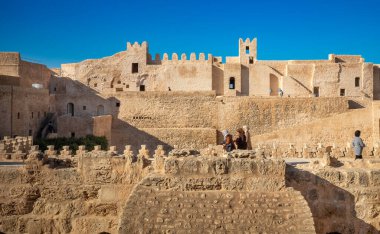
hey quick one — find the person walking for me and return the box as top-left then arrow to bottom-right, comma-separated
352,130 -> 365,159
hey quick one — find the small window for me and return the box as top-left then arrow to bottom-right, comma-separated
126,84 -> 129,88
83,106 -> 86,110
245,46 -> 249,54
54,87 -> 57,91
110,84 -> 114,88
140,85 -> 145,91
355,77 -> 360,87
71,132 -> 75,138
116,102 -> 120,107
28,129 -> 32,136
116,88 -> 123,92
17,112 -> 20,119
249,57 -> 254,64
117,81 -> 121,84
340,89 -> 345,96
132,63 -> 139,73
229,77 -> 235,89
313,87 -> 319,97
94,83 -> 97,87
31,112 -> 34,119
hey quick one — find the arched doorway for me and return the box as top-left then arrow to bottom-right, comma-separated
97,105 -> 104,116
67,103 -> 74,116
270,74 -> 279,96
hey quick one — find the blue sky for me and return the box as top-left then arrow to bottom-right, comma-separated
0,0 -> 379,68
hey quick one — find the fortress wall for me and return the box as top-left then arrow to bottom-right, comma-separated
313,63 -> 340,96
0,52 -> 20,77
19,61 -> 52,88
285,64 -> 314,96
249,64 -> 277,96
0,85 -> 49,138
152,62 -> 213,91
0,86 -> 12,136
111,127 -> 216,154
252,107 -> 373,147
217,97 -> 350,137
373,65 -> 380,100
112,91 -> 218,128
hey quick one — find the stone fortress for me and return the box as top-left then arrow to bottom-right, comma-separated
0,38 -> 380,233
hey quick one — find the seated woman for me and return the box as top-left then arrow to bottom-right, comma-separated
223,134 -> 236,152
234,128 -> 247,150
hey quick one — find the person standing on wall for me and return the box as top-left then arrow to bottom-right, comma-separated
352,130 -> 365,160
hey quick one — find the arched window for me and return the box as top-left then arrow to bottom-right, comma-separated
97,105 -> 104,116
67,103 -> 74,116
229,77 -> 235,89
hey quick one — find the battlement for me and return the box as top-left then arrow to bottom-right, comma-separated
126,41 -> 148,51
158,52 -> 214,64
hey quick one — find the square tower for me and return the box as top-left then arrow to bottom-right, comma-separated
239,38 -> 257,65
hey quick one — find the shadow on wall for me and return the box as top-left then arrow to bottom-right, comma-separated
285,165 -> 379,234
111,117 -> 173,155
348,100 -> 365,109
53,77 -> 174,154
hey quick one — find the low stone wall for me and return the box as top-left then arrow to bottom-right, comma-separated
0,145 -> 379,233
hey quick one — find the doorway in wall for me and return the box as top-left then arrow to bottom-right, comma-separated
97,105 -> 104,116
270,74 -> 279,96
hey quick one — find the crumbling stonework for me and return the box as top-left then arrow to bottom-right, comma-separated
0,144 -> 379,233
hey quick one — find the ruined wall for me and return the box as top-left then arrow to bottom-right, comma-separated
119,156 -> 316,233
287,163 -> 380,233
0,85 -> 49,138
1,143 -> 380,233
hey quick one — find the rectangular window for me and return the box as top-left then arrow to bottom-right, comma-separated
140,85 -> 145,91
355,77 -> 360,87
71,132 -> 75,138
116,102 -> 120,107
340,89 -> 345,96
249,57 -> 254,64
132,63 -> 139,73
31,112 -> 33,119
17,112 -> 20,119
83,106 -> 86,110
245,46 -> 249,54
126,84 -> 129,88
94,83 -> 97,87
116,88 -> 123,92
313,87 -> 319,97
28,129 -> 32,136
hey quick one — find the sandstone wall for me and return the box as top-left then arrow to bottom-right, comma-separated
287,163 -> 380,233
252,106 -> 374,148
0,52 -> 20,77
217,97 -> 350,140
0,85 -> 49,138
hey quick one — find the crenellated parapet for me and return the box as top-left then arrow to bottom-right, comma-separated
0,136 -> 33,160
160,52 -> 213,65
126,41 -> 148,51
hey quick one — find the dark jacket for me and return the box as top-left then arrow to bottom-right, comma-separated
235,135 -> 247,149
